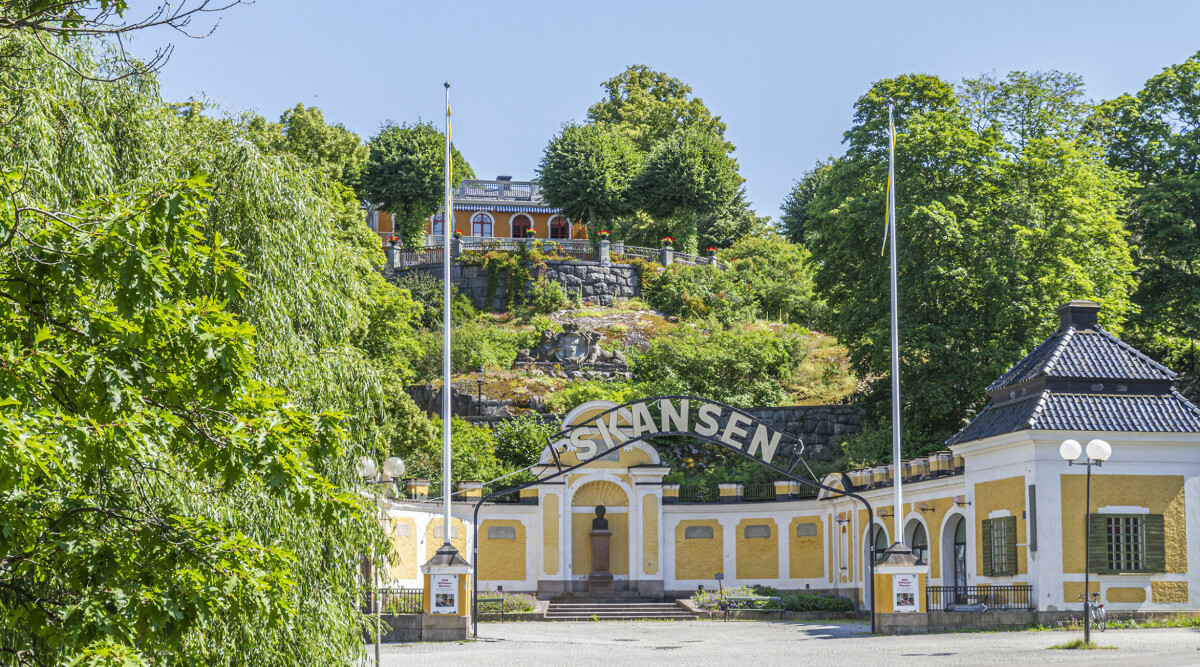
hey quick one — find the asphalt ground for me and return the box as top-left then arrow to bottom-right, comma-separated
373,620 -> 1200,666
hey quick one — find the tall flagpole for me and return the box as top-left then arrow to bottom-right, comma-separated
887,99 -> 904,545
442,82 -> 453,546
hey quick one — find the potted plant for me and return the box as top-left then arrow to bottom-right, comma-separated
452,230 -> 463,240
661,236 -> 674,248
388,235 -> 401,247
706,246 -> 718,256
525,228 -> 536,238
596,229 -> 611,240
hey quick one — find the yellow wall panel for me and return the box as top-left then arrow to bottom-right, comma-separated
478,520 -> 526,581
387,517 -> 418,581
736,518 -> 778,580
543,493 -> 559,575
675,519 -> 723,581
1152,581 -> 1188,603
643,495 -> 659,575
1063,581 -> 1101,602
789,516 -> 824,579
424,517 -> 468,563
974,476 -> 1027,576
1106,586 -> 1147,603
1059,474 -> 1186,574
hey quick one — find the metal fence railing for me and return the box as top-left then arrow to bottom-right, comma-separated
678,485 -> 720,503
926,584 -> 1034,612
611,245 -> 659,262
672,252 -> 710,267
363,587 -> 423,615
742,483 -> 777,502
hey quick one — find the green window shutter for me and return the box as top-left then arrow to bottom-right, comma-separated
1087,514 -> 1109,575
1143,513 -> 1166,573
981,518 -> 993,576
1004,515 -> 1018,575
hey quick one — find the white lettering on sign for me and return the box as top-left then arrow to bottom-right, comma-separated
721,411 -> 751,449
631,402 -> 659,437
695,402 -> 722,437
560,398 -> 796,465
660,398 -> 689,433
747,424 -> 783,462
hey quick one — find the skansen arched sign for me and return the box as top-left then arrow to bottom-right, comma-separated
470,395 -> 881,635
548,397 -> 801,468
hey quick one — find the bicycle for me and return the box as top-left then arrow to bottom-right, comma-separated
1079,592 -> 1107,631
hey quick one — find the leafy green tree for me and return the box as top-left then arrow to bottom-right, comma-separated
697,188 -> 769,250
493,414 -> 559,469
587,64 -> 733,155
779,161 -> 830,244
805,72 -> 1134,456
253,103 -> 369,184
0,29 -> 432,664
723,235 -> 825,326
1091,52 -> 1200,372
634,126 -> 740,253
537,122 -> 642,232
358,120 -> 474,246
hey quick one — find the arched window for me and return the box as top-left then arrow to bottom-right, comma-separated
909,522 -> 928,565
549,215 -> 570,239
873,525 -> 890,564
472,212 -> 493,237
511,214 -> 533,238
953,517 -> 967,590
431,212 -> 453,236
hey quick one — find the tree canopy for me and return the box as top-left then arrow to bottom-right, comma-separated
1091,51 -> 1200,373
536,122 -> 642,232
801,72 -> 1134,458
358,120 -> 474,246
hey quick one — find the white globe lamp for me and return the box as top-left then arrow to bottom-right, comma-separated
1059,439 -> 1082,462
1085,439 -> 1111,462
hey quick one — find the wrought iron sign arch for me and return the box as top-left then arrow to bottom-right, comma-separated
470,396 -> 878,633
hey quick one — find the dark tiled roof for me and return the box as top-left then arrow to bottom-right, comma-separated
947,390 -> 1200,446
986,327 -> 1175,392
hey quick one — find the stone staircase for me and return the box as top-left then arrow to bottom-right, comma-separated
546,593 -> 696,621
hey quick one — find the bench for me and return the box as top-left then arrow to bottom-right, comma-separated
477,596 -> 506,622
721,596 -> 784,621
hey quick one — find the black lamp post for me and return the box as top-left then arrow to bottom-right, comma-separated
475,365 -> 485,415
1059,437 -> 1112,646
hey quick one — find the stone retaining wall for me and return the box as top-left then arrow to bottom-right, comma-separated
387,260 -> 640,310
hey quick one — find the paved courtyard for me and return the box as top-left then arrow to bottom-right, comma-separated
376,621 -> 1200,666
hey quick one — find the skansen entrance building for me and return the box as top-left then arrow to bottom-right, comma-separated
378,301 -> 1200,615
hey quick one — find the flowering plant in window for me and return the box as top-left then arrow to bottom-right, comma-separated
388,235 -> 401,246
596,229 -> 610,239
661,236 -> 674,247
453,230 -> 463,240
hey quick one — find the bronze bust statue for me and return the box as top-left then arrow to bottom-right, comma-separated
592,505 -> 608,530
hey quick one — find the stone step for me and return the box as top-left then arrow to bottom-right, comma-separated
545,601 -> 696,621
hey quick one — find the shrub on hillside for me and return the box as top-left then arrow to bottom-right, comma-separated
392,271 -> 477,329
642,264 -> 759,323
400,417 -> 509,485
542,379 -> 636,413
634,322 -> 810,406
414,323 -> 538,378
722,236 -> 825,327
520,276 -> 568,318
493,413 -> 559,469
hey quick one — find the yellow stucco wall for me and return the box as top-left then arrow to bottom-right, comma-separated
643,495 -> 659,575
478,520 -> 526,581
736,518 -> 779,580
789,516 -> 824,579
1063,581 -> 1101,601
571,480 -> 629,507
974,476 -> 1027,576
543,493 -> 559,575
387,517 -> 418,581
1106,587 -> 1147,603
1152,581 -> 1189,603
423,210 -> 587,240
424,517 -> 467,563
917,497 -> 957,579
571,512 -> 628,575
1059,474 -> 1186,574
675,519 -> 723,580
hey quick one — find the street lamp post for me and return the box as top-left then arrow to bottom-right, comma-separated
358,456 -> 406,667
475,365 -> 485,415
1058,438 -> 1111,646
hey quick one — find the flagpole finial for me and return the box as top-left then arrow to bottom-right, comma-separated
444,82 -> 450,89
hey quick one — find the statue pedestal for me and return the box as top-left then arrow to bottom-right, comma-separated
588,529 -> 613,592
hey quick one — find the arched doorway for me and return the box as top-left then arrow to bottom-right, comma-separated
905,519 -> 929,565
862,523 -> 888,610
570,479 -> 630,585
941,514 -> 968,600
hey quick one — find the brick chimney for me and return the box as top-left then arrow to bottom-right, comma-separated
1056,300 -> 1101,331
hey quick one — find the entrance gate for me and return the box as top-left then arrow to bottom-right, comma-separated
471,396 -> 878,633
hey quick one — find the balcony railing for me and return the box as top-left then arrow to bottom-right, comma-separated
926,584 -> 1034,612
742,483 -> 777,502
456,180 -> 540,202
678,485 -> 720,503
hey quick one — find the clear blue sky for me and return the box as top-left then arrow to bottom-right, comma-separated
134,0 -> 1200,220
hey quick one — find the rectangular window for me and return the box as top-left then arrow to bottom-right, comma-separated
981,516 -> 1018,576
1090,513 -> 1164,573
991,519 -> 1010,575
